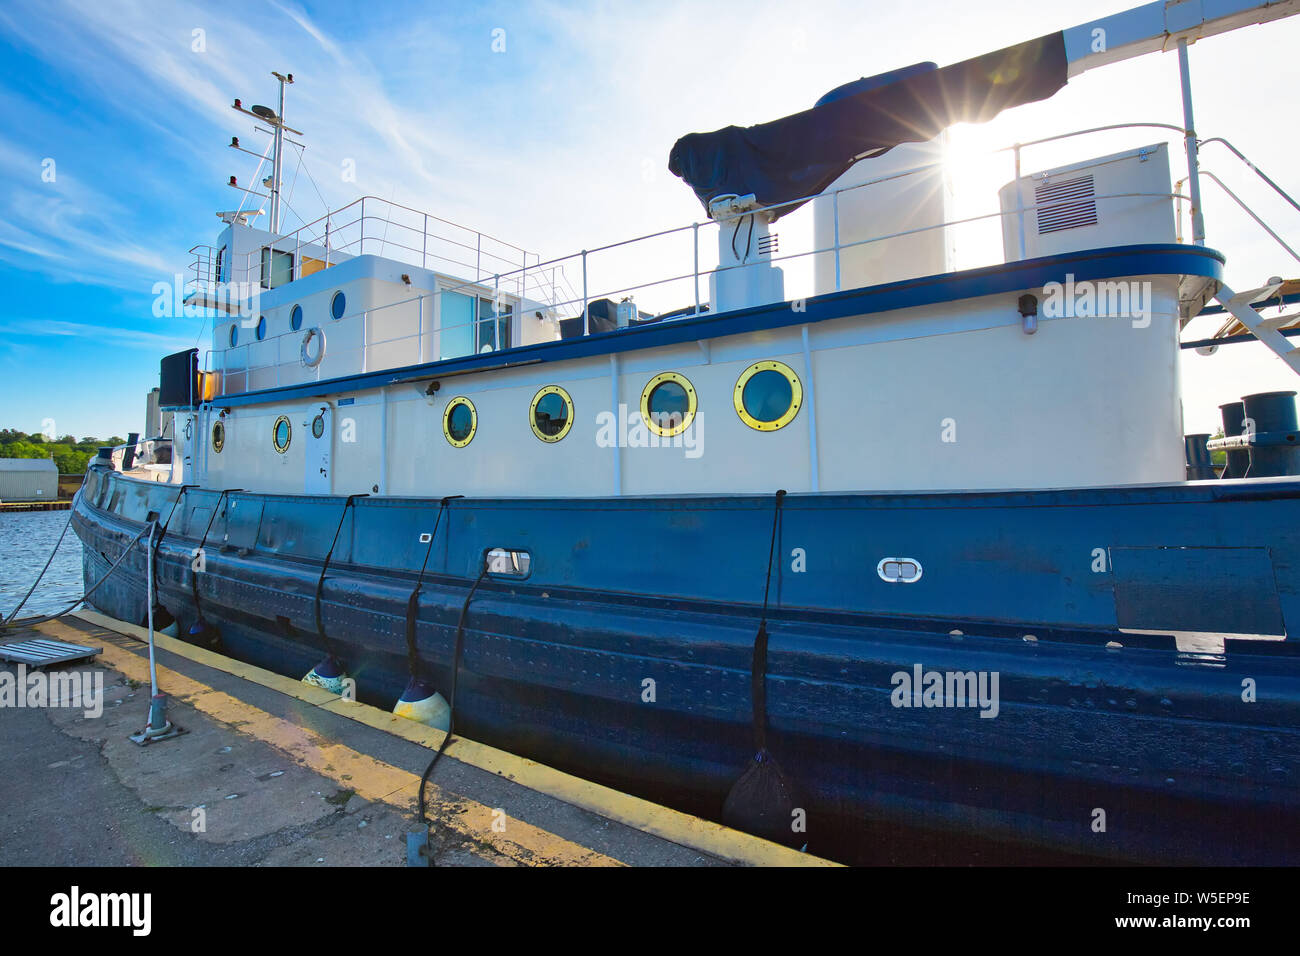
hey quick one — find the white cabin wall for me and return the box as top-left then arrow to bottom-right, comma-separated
812,277 -> 1184,490
205,275 -> 1186,497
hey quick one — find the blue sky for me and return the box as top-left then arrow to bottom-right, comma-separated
0,0 -> 1297,439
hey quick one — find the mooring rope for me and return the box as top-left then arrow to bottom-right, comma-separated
417,558 -> 491,827
3,508 -> 74,625
2,522 -> 152,630
3,483 -> 192,630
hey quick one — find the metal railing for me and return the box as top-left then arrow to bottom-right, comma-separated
196,121 -> 1296,396
186,195 -> 575,312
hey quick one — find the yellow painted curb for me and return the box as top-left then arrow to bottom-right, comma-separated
70,608 -> 837,867
42,617 -> 617,867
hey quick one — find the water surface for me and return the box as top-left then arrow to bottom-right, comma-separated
0,510 -> 84,619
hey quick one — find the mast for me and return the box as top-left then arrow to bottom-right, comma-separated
269,71 -> 289,234
230,72 -> 303,236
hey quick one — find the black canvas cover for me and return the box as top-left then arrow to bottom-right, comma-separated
159,348 -> 201,408
668,32 -> 1069,220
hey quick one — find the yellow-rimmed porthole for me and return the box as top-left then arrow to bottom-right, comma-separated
734,360 -> 802,431
272,415 -> 292,453
640,372 -> 696,437
530,385 -> 573,442
211,420 -> 225,453
443,396 -> 477,447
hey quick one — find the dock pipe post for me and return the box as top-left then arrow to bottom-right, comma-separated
146,520 -> 159,698
1177,38 -> 1206,245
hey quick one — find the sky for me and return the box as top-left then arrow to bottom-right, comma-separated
0,0 -> 1297,440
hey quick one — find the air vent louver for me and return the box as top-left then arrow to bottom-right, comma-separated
1035,175 -> 1098,234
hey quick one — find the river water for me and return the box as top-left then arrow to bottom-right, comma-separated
0,511 -> 84,619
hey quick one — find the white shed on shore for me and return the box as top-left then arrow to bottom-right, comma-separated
0,458 -> 59,502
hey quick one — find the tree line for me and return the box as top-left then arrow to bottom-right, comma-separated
0,429 -> 126,475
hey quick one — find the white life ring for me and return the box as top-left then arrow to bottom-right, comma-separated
301,327 -> 326,367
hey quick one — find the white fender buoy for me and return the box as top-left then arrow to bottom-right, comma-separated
302,656 -> 347,695
393,677 -> 450,730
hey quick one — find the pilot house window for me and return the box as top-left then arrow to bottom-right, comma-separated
260,247 -> 294,289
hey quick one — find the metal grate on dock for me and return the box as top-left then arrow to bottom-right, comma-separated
0,637 -> 101,668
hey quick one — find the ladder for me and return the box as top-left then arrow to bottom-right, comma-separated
1211,279 -> 1300,374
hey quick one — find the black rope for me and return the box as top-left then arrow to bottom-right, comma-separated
313,494 -> 368,658
3,509 -> 74,625
3,522 -> 152,629
150,484 -> 196,610
418,558 -> 491,826
4,482 -> 192,629
191,489 -> 240,620
750,489 -> 786,754
404,495 -> 463,680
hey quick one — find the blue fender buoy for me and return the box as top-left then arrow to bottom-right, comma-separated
393,677 -> 450,730
303,656 -> 348,695
186,617 -> 220,649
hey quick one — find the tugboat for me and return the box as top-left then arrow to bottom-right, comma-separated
73,0 -> 1300,864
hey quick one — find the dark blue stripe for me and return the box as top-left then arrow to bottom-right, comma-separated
214,243 -> 1225,409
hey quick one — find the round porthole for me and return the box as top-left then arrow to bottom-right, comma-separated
443,396 -> 477,447
640,372 -> 696,437
229,324 -> 239,347
256,315 -> 267,340
530,385 -> 573,443
272,415 -> 292,453
734,360 -> 802,431
290,304 -> 303,331
311,412 -> 326,440
331,291 -> 346,320
211,420 -> 225,453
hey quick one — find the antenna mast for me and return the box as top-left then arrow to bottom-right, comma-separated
229,71 -> 303,235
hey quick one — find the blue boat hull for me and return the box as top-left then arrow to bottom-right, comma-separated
71,467 -> 1300,864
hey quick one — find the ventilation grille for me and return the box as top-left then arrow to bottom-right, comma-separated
1035,175 -> 1098,234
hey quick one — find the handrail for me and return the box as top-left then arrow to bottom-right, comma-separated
1199,137 -> 1300,215
194,120 -> 1277,396
1199,170 -> 1300,265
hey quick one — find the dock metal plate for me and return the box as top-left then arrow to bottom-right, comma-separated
0,638 -> 102,668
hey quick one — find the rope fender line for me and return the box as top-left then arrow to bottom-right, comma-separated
721,489 -> 802,848
150,484 -> 197,614
751,488 -> 786,755
313,493 -> 368,660
418,554 -> 490,828
404,495 -> 464,683
190,488 -> 242,622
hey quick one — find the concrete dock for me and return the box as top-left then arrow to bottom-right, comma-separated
0,611 -> 834,867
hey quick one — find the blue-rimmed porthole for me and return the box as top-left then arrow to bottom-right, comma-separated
256,315 -> 267,340
331,291 -> 346,320
229,324 -> 239,348
290,304 -> 303,331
